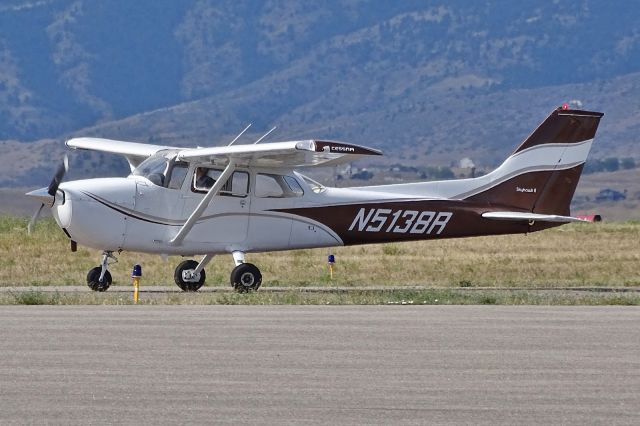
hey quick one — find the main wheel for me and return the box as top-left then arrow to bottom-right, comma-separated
87,267 -> 112,292
230,263 -> 262,293
174,260 -> 206,292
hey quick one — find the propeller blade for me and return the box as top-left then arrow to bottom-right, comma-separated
27,203 -> 45,235
47,155 -> 69,196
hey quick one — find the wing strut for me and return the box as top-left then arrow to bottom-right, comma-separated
169,160 -> 237,246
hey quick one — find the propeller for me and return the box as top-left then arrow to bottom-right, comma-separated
48,155 -> 69,196
27,155 -> 69,234
27,203 -> 45,235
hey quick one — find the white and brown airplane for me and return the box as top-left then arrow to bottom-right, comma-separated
26,106 -> 603,292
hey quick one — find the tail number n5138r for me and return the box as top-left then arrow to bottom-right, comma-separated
348,208 -> 453,235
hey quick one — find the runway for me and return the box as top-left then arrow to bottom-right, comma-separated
0,306 -> 638,425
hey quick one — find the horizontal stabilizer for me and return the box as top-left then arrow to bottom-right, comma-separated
482,211 -> 588,223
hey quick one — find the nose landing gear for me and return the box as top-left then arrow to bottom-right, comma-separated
87,251 -> 116,292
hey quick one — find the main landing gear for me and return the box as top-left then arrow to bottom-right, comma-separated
229,251 -> 262,293
85,250 -> 263,293
173,254 -> 213,292
172,251 -> 262,293
174,251 -> 262,293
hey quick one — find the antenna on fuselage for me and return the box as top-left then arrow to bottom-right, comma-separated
227,123 -> 252,146
253,126 -> 277,144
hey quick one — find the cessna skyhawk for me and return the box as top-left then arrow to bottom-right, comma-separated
26,106 -> 603,292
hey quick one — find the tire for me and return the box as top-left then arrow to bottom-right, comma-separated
230,263 -> 262,293
87,266 -> 112,292
174,260 -> 206,292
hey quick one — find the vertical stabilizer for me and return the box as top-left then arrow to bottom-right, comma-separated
466,107 -> 604,215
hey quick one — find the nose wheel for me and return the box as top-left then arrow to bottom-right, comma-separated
87,267 -> 112,292
87,251 -> 116,292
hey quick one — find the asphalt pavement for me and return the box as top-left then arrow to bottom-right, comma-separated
0,306 -> 638,425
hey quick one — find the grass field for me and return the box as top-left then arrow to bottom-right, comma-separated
1,215 -> 639,292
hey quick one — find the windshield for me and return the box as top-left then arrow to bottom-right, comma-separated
298,173 -> 326,193
132,155 -> 169,186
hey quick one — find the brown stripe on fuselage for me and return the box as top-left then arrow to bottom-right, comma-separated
514,108 -> 603,154
273,200 -> 538,246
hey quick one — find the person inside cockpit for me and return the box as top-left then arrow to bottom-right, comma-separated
195,167 -> 215,190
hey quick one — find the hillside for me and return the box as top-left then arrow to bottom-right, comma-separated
1,1 -> 639,185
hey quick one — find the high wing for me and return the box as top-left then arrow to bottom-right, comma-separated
67,137 -> 382,170
176,140 -> 382,168
66,137 -> 178,170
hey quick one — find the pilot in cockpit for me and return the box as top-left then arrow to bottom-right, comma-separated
195,167 -> 215,190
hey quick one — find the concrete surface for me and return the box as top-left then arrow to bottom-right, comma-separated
0,306 -> 638,425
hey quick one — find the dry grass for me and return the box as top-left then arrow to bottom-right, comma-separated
1,289 -> 638,306
1,216 -> 639,289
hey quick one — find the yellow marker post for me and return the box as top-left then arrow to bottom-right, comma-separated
132,264 -> 142,304
327,254 -> 335,280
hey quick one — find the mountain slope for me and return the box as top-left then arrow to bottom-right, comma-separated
1,1 -> 639,185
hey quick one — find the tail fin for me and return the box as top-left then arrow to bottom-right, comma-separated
466,107 -> 604,215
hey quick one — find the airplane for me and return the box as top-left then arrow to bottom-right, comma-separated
26,105 -> 603,292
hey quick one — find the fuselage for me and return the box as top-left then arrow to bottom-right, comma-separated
51,157 -> 542,257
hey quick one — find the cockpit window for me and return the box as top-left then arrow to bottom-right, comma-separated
298,173 -> 326,193
167,163 -> 188,189
132,155 -> 169,187
284,176 -> 304,196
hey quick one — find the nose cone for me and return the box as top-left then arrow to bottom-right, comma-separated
26,187 -> 54,207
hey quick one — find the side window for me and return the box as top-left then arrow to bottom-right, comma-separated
167,163 -> 188,190
256,174 -> 304,198
194,167 -> 216,191
223,171 -> 249,196
255,174 -> 284,198
193,167 -> 248,197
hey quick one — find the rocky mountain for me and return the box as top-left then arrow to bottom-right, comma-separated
1,0 -> 639,186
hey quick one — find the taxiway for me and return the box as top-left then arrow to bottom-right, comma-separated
0,306 -> 638,424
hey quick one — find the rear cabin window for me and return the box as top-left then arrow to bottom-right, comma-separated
256,174 -> 304,198
193,167 -> 249,197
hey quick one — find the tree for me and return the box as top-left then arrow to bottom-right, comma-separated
602,158 -> 620,172
621,157 -> 636,170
